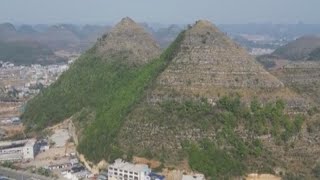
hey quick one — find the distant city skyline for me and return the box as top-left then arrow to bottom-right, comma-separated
1,0 -> 319,25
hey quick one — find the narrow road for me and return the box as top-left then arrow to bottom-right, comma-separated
0,167 -> 52,180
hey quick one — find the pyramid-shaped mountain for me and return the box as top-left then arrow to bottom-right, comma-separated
96,17 -> 161,64
148,20 -> 288,102
22,17 -> 163,162
117,20 -> 311,178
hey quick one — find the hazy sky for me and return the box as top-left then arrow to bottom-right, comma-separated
1,0 -> 319,24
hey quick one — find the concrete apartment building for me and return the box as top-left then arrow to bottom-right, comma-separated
108,159 -> 151,180
0,139 -> 36,161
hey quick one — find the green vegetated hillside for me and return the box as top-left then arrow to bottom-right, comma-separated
22,19 -> 185,160
121,95 -> 304,178
22,19 -> 319,179
0,40 -> 65,65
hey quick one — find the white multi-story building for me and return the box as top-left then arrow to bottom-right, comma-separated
0,139 -> 36,161
108,159 -> 151,180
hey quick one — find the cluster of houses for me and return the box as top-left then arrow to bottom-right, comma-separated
0,61 -> 70,100
0,139 -> 205,180
47,156 -> 93,180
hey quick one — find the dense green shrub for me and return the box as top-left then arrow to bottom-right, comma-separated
184,140 -> 245,179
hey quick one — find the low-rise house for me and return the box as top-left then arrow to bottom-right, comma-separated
46,163 -> 72,170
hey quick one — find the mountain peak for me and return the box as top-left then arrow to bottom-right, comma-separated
182,20 -> 235,49
96,17 -> 160,65
189,19 -> 221,33
194,19 -> 214,28
112,17 -> 142,32
119,17 -> 136,25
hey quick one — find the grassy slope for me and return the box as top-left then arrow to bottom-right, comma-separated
22,31 -> 186,162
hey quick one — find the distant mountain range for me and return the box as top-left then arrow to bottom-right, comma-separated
271,35 -> 320,60
1,22 -> 320,65
0,23 -> 111,65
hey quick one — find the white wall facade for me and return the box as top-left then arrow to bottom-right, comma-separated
108,159 -> 151,180
0,139 -> 35,161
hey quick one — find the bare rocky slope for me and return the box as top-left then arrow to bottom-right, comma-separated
152,20 -> 283,95
137,20 -> 305,109
271,62 -> 320,106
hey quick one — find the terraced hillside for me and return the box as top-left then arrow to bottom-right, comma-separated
117,21 -> 314,179
271,62 -> 320,106
22,19 -> 320,179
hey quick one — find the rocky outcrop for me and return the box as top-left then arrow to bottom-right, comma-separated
96,17 -> 161,65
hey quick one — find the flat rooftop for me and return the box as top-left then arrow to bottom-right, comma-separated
0,139 -> 35,150
109,159 -> 149,173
